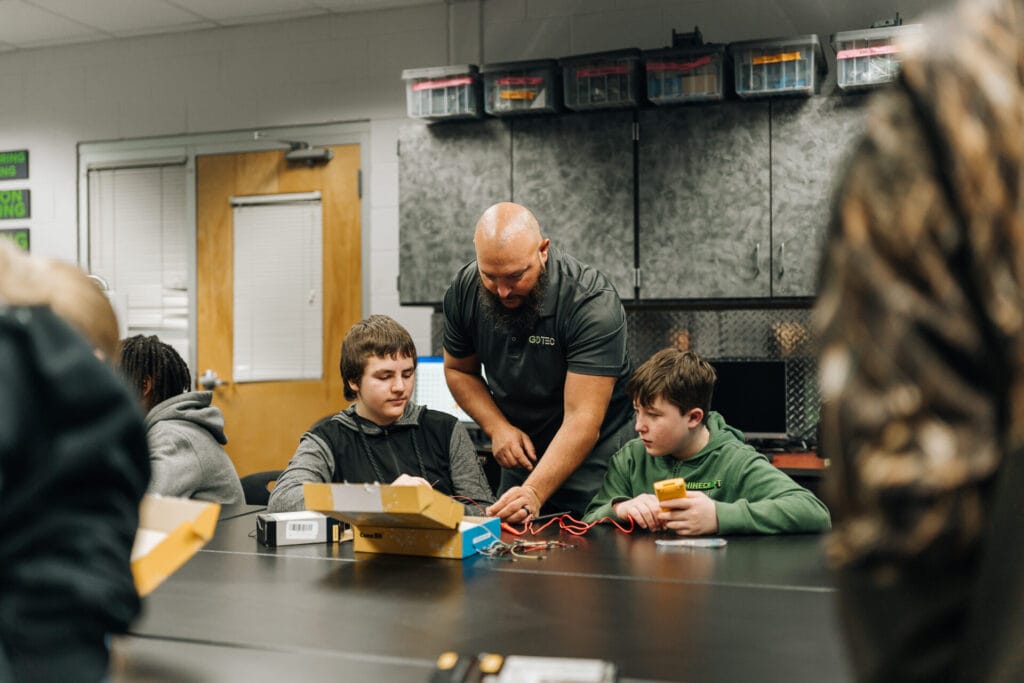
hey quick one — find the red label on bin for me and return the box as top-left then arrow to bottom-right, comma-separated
646,55 -> 713,72
836,44 -> 901,59
495,76 -> 544,86
576,66 -> 630,77
411,77 -> 473,91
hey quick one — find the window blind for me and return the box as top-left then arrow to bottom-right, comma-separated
231,195 -> 323,383
87,165 -> 190,366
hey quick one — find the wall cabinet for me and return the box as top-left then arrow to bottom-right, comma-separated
398,96 -> 867,304
638,102 -> 771,299
770,94 -> 867,296
512,111 -> 635,300
398,120 -> 510,305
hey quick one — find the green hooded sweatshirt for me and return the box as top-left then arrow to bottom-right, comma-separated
583,412 -> 831,534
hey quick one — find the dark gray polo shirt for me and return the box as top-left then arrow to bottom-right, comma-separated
442,248 -> 634,487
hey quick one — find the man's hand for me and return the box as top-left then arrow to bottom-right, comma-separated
486,484 -> 541,523
660,491 -> 719,536
613,494 -> 665,530
489,423 -> 537,471
391,474 -> 431,487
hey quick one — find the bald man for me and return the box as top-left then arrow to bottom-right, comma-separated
443,202 -> 634,522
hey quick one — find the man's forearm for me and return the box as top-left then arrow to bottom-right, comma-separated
445,368 -> 510,436
522,416 -> 601,503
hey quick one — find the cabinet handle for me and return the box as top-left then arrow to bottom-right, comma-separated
777,241 -> 786,278
752,242 -> 761,279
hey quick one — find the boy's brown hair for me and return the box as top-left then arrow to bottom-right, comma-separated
627,348 -> 717,417
340,315 -> 417,401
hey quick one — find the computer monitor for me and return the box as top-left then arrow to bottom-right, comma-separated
413,356 -> 476,423
709,359 -> 788,442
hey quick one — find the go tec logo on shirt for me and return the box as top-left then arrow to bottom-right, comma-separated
527,335 -> 556,346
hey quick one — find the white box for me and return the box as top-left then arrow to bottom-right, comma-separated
256,511 -> 346,547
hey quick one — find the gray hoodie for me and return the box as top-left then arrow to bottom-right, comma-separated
145,391 -> 244,504
268,402 -> 494,514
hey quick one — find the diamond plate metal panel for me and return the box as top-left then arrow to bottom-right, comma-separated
627,308 -> 818,442
430,306 -> 820,445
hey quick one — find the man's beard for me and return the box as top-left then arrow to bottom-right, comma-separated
478,266 -> 549,334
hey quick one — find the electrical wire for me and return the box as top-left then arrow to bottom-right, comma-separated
501,513 -> 635,537
451,495 -> 489,515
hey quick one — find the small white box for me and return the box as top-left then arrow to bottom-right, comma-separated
256,511 -> 345,547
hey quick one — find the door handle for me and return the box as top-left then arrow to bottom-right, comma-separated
199,369 -> 229,390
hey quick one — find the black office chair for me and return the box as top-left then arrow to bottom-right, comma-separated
240,470 -> 282,506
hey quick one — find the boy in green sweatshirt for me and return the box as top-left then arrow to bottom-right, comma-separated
584,348 -> 830,535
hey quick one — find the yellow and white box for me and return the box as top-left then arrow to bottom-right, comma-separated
130,494 -> 219,596
304,482 -> 499,559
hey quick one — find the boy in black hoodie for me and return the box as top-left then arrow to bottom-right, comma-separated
269,315 -> 493,513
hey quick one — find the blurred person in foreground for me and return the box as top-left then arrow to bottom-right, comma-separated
814,0 -> 1024,680
0,240 -> 150,682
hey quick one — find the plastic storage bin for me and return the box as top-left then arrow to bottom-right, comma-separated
401,65 -> 482,120
644,45 -> 727,104
832,24 -> 923,91
559,49 -> 642,111
730,35 -> 825,97
481,59 -> 560,116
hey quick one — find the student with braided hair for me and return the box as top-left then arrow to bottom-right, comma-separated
268,315 -> 494,514
119,335 -> 243,504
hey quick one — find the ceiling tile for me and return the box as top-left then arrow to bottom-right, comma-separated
0,0 -> 104,46
111,21 -> 217,39
215,8 -> 328,27
28,0 -> 206,33
312,0 -> 438,10
168,0 -> 323,22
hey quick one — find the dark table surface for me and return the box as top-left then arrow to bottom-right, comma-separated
118,515 -> 853,683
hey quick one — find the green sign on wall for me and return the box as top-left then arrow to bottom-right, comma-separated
0,190 -> 30,220
0,150 -> 28,180
0,228 -> 29,251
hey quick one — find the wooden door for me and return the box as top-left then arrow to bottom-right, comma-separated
196,146 -> 361,477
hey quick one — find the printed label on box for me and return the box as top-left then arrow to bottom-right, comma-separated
286,521 -> 319,541
753,51 -> 802,65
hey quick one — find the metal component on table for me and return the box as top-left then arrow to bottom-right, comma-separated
656,537 -> 728,548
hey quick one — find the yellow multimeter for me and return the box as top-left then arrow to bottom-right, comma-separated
654,477 -> 687,511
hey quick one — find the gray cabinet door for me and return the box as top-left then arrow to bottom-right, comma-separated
511,111 -> 636,300
398,120 -> 512,305
638,102 -> 771,299
770,95 -> 867,297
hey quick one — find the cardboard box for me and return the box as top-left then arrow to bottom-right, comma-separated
353,516 -> 500,559
304,482 -> 499,559
304,482 -> 464,530
130,495 -> 219,596
256,511 -> 346,547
